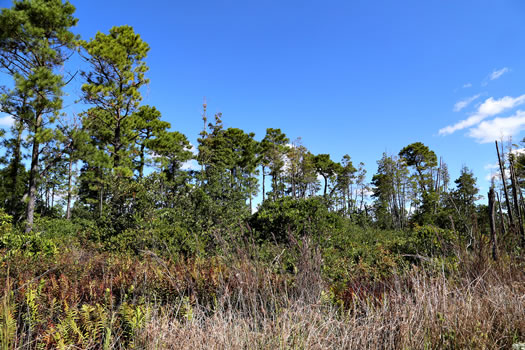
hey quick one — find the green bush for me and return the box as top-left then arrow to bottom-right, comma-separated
250,197 -> 343,243
0,209 -> 60,258
320,223 -> 408,282
409,224 -> 458,257
0,230 -> 58,258
0,209 -> 11,235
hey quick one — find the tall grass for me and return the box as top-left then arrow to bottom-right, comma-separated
136,256 -> 525,350
1,240 -> 525,349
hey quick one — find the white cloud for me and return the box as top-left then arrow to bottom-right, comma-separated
181,159 -> 200,171
463,83 -> 472,88
478,95 -> 525,115
485,168 -> 511,182
467,110 -> 525,143
482,67 -> 511,86
178,143 -> 199,170
484,163 -> 499,170
484,149 -> 525,181
188,143 -> 198,155
510,148 -> 525,156
453,94 -> 481,112
439,94 -> 525,135
360,188 -> 374,198
490,67 -> 509,81
485,173 -> 497,182
484,162 -> 501,182
0,115 -> 13,127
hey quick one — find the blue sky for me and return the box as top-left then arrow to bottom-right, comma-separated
2,0 -> 525,200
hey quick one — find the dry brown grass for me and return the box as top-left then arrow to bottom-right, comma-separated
136,259 -> 525,350
3,242 -> 525,349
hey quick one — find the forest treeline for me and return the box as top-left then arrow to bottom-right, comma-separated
0,0 -> 523,247
1,1 -> 525,348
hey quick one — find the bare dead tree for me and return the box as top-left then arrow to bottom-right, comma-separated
488,187 -> 498,261
496,141 -> 515,234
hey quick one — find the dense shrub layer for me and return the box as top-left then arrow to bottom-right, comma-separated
1,216 -> 524,349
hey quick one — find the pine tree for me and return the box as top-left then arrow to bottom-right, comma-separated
0,0 -> 78,232
130,105 -> 171,179
399,142 -> 438,224
80,25 -> 150,216
0,121 -> 28,220
260,128 -> 289,201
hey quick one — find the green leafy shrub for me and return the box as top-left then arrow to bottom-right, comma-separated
0,209 -> 12,236
320,223 -> 408,283
250,197 -> 342,243
0,230 -> 58,258
0,210 -> 58,258
409,224 -> 458,257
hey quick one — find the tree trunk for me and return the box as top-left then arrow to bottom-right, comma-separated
488,187 -> 498,261
416,167 -> 427,194
25,114 -> 42,233
291,172 -> 296,199
66,157 -> 73,220
449,215 -> 456,237
99,183 -> 103,217
272,172 -> 277,201
434,158 -> 442,214
139,142 -> 145,179
45,182 -> 49,211
323,175 -> 328,198
9,122 -> 23,218
496,191 -> 507,237
509,158 -> 525,243
114,119 -> 122,168
261,165 -> 266,202
519,184 -> 525,234
496,141 -> 515,232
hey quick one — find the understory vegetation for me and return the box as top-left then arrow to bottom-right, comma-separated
1,211 -> 525,349
1,0 -> 525,349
